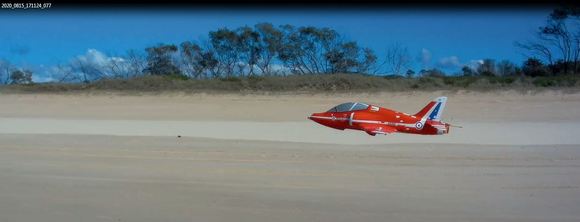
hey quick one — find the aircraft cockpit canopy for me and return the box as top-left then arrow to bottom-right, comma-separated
327,102 -> 369,112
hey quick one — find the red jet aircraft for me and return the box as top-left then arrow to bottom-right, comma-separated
308,97 -> 452,136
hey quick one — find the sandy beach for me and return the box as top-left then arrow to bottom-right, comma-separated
1,90 -> 579,222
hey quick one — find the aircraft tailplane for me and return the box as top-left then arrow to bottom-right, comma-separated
413,96 -> 447,121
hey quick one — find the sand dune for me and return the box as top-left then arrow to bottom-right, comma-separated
1,90 -> 579,222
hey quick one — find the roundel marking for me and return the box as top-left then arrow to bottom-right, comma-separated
415,121 -> 424,130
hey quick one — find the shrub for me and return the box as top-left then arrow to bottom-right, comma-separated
442,76 -> 478,88
487,76 -> 516,85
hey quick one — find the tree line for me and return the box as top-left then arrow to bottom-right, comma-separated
0,6 -> 578,85
55,23 -> 381,83
514,5 -> 579,77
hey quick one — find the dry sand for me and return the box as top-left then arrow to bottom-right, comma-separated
1,90 -> 579,222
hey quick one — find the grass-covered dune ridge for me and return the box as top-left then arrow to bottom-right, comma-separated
1,73 -> 580,94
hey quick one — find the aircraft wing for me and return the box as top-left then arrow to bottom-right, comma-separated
358,123 -> 397,136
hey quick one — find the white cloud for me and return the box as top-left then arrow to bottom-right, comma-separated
35,49 -> 132,83
32,74 -> 56,83
434,56 -> 484,72
268,64 -> 291,74
70,49 -> 130,79
418,48 -> 432,69
8,49 -> 132,83
437,56 -> 462,69
467,59 -> 484,70
74,49 -> 126,68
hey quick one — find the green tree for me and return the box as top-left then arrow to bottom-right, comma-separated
357,48 -> 378,74
254,23 -> 283,75
278,25 -> 340,74
516,5 -> 579,75
496,60 -> 517,76
461,66 -> 475,76
522,58 -> 549,77
10,69 -> 33,84
209,28 -> 239,77
325,41 -> 361,73
180,41 -> 213,79
405,69 -> 415,78
477,59 -> 496,76
235,26 -> 262,76
143,44 -> 183,77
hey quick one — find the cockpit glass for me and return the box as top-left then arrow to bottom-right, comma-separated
327,102 -> 369,112
351,103 -> 369,111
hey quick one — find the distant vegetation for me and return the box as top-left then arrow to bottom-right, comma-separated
3,74 -> 579,94
0,5 -> 578,93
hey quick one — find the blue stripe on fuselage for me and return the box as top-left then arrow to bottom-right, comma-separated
428,102 -> 441,120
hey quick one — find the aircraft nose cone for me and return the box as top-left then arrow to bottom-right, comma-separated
308,112 -> 344,130
308,114 -> 315,121
308,113 -> 320,120
308,113 -> 326,124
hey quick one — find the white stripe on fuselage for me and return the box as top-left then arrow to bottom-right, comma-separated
309,115 -> 418,128
309,116 -> 349,121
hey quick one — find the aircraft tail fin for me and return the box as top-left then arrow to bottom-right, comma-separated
414,96 -> 447,121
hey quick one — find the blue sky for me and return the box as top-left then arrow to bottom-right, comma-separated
0,7 -> 553,79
